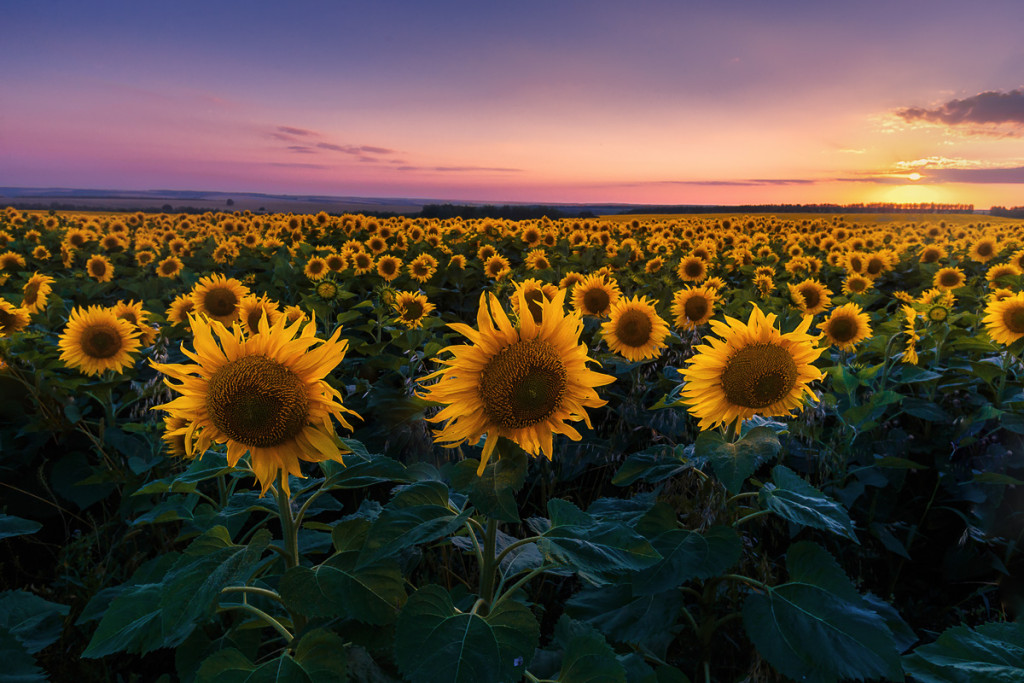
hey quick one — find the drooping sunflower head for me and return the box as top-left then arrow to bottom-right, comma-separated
0,252 -> 26,272
449,254 -> 467,270
0,300 -> 30,338
21,273 -> 55,314
671,285 -> 717,331
818,302 -> 872,351
417,289 -> 614,473
986,263 -> 1022,285
58,305 -> 141,376
190,273 -> 249,325
166,294 -> 196,325
678,305 -> 826,431
571,273 -> 621,317
151,313 -> 360,496
601,295 -> 671,362
982,291 -> 1024,346
393,290 -> 435,329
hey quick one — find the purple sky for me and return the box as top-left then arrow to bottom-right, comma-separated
4,1 -> 1024,207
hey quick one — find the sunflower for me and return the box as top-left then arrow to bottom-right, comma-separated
571,274 -> 621,317
986,263 -> 1021,285
418,290 -> 613,473
58,305 -> 141,376
970,236 -> 1000,263
315,279 -> 340,301
678,305 -> 826,431
238,295 -> 282,336
842,274 -> 872,295
409,254 -> 439,282
32,246 -> 51,261
0,301 -> 30,337
0,252 -> 26,272
167,294 -> 196,324
788,279 -> 832,315
86,254 -> 114,282
304,256 -> 329,281
525,249 -> 551,271
601,296 -> 671,362
351,251 -> 375,275
511,279 -> 558,325
377,255 -> 403,282
157,256 -> 184,278
902,304 -> 920,364
483,254 -> 511,280
282,304 -> 308,324
449,254 -> 467,270
919,244 -> 946,263
21,273 -> 55,314
676,255 -> 708,282
393,291 -> 435,329
190,273 -> 249,325
151,313 -> 360,497
645,257 -> 664,274
818,303 -> 872,351
933,267 -> 966,291
559,272 -> 585,291
671,286 -> 717,331
982,291 -> 1024,346
753,273 -> 774,299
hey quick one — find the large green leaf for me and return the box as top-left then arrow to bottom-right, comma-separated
0,630 -> 46,683
742,542 -> 903,683
0,590 -> 68,654
538,500 -> 661,586
698,427 -> 780,493
632,526 -> 742,595
0,515 -> 43,541
196,628 -> 348,682
357,481 -> 469,567
611,446 -> 691,487
902,620 -> 1024,682
279,550 -> 406,624
160,526 -> 272,637
394,584 -> 539,683
82,527 -> 270,658
566,584 -> 683,646
449,445 -> 528,523
759,466 -> 858,542
553,616 -> 627,683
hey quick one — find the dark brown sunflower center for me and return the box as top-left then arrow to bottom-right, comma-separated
205,355 -> 309,448
23,283 -> 39,305
402,301 -> 424,321
247,308 -> 267,333
355,254 -> 372,268
684,296 -> 709,322
797,286 -> 820,309
683,260 -> 704,278
160,261 -> 177,274
582,287 -> 610,314
381,260 -> 397,275
977,242 -> 993,256
866,258 -> 884,275
414,263 -> 430,275
1003,306 -> 1024,334
90,261 -> 107,276
826,315 -> 859,343
524,290 -> 545,323
721,343 -> 799,410
203,287 -> 239,317
479,339 -> 567,429
922,249 -> 940,263
939,271 -> 961,287
81,325 -> 123,359
615,309 -> 653,348
849,278 -> 867,292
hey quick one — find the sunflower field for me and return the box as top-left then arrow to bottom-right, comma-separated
1,207 -> 1023,682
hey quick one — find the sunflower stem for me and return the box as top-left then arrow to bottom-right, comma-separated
479,517 -> 499,606
732,509 -> 771,528
274,474 -> 300,570
492,535 -> 542,568
217,602 -> 294,644
220,585 -> 286,605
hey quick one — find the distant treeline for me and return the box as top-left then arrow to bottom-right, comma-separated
990,206 -> 1024,218
619,202 -> 977,215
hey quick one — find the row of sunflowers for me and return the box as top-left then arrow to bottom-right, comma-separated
1,207 -> 1023,682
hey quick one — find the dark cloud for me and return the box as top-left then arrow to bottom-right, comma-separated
287,146 -> 317,154
315,142 -> 396,155
277,126 -> 319,137
620,178 -> 815,187
895,89 -> 1024,132
393,165 -> 523,173
841,166 -> 1024,184
267,162 -> 331,169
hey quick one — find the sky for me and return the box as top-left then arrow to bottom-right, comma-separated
3,1 -> 1024,208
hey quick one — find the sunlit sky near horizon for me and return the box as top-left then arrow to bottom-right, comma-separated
3,1 -> 1024,208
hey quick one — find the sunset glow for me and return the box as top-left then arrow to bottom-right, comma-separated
3,1 -> 1024,208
